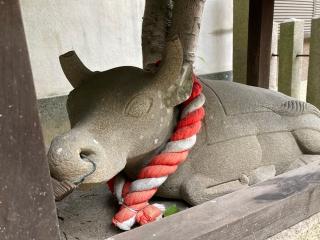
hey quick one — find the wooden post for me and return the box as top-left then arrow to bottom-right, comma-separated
0,1 -> 60,239
278,19 -> 304,99
269,22 -> 279,91
307,18 -> 320,108
246,0 -> 275,88
233,0 -> 249,85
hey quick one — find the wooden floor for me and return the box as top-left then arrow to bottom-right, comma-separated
113,162 -> 320,240
56,184 -> 189,239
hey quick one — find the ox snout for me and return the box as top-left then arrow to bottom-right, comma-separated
47,130 -> 104,184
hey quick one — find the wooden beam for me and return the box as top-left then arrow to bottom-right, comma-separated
269,22 -> 279,91
233,0 -> 249,85
307,17 -> 320,108
247,0 -> 275,88
0,1 -> 60,239
112,162 -> 320,240
278,19 -> 304,99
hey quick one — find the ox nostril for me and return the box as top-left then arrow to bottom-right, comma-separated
79,149 -> 95,158
73,151 -> 97,184
48,131 -> 105,184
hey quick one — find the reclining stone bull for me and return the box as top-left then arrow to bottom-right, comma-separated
48,39 -> 320,205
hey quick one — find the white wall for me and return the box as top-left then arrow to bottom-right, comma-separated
21,0 -> 233,99
195,0 -> 233,74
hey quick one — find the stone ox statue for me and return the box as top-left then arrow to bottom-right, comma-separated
48,39 -> 320,205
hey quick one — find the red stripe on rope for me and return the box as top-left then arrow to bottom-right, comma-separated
171,122 -> 202,141
107,177 -> 115,194
137,165 -> 178,179
182,76 -> 202,107
124,188 -> 158,206
177,107 -> 205,128
113,202 -> 150,224
121,182 -> 131,198
149,151 -> 189,166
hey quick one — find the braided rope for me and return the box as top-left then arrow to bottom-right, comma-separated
107,75 -> 205,230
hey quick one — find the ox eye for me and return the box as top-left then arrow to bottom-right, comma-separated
125,95 -> 153,117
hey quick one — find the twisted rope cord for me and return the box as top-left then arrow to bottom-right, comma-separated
107,75 -> 205,230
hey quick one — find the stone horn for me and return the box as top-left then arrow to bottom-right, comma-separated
59,51 -> 96,88
155,37 -> 193,107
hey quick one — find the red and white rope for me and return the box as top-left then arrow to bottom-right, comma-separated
107,75 -> 205,230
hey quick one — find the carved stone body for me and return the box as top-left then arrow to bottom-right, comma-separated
155,80 -> 320,204
48,40 -> 320,205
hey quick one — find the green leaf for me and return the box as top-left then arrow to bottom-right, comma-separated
164,204 -> 180,217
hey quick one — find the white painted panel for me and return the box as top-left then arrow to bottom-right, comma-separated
21,0 -> 145,98
315,0 -> 320,17
195,0 -> 233,74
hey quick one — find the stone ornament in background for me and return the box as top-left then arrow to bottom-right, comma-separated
48,38 -> 320,206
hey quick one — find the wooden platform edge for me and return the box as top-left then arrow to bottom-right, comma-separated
112,162 -> 320,240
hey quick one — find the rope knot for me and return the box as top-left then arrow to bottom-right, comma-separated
112,201 -> 164,230
136,204 -> 163,225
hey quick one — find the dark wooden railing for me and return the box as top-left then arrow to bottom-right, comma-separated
0,1 -> 59,239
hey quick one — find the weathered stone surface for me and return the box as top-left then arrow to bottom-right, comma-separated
38,95 -> 70,150
38,91 -> 320,239
56,184 -> 120,240
47,38 -> 320,206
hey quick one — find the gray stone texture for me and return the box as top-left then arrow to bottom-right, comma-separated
38,95 -> 69,151
47,39 -> 320,207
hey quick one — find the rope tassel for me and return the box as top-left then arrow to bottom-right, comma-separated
107,75 -> 205,230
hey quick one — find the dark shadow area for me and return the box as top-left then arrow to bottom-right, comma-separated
254,171 -> 320,202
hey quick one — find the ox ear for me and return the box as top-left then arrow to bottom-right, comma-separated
59,51 -> 96,88
155,38 -> 193,108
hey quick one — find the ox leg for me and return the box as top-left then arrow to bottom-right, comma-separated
181,165 -> 278,205
287,129 -> 320,170
293,129 -> 320,155
248,165 -> 276,185
180,174 -> 249,205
